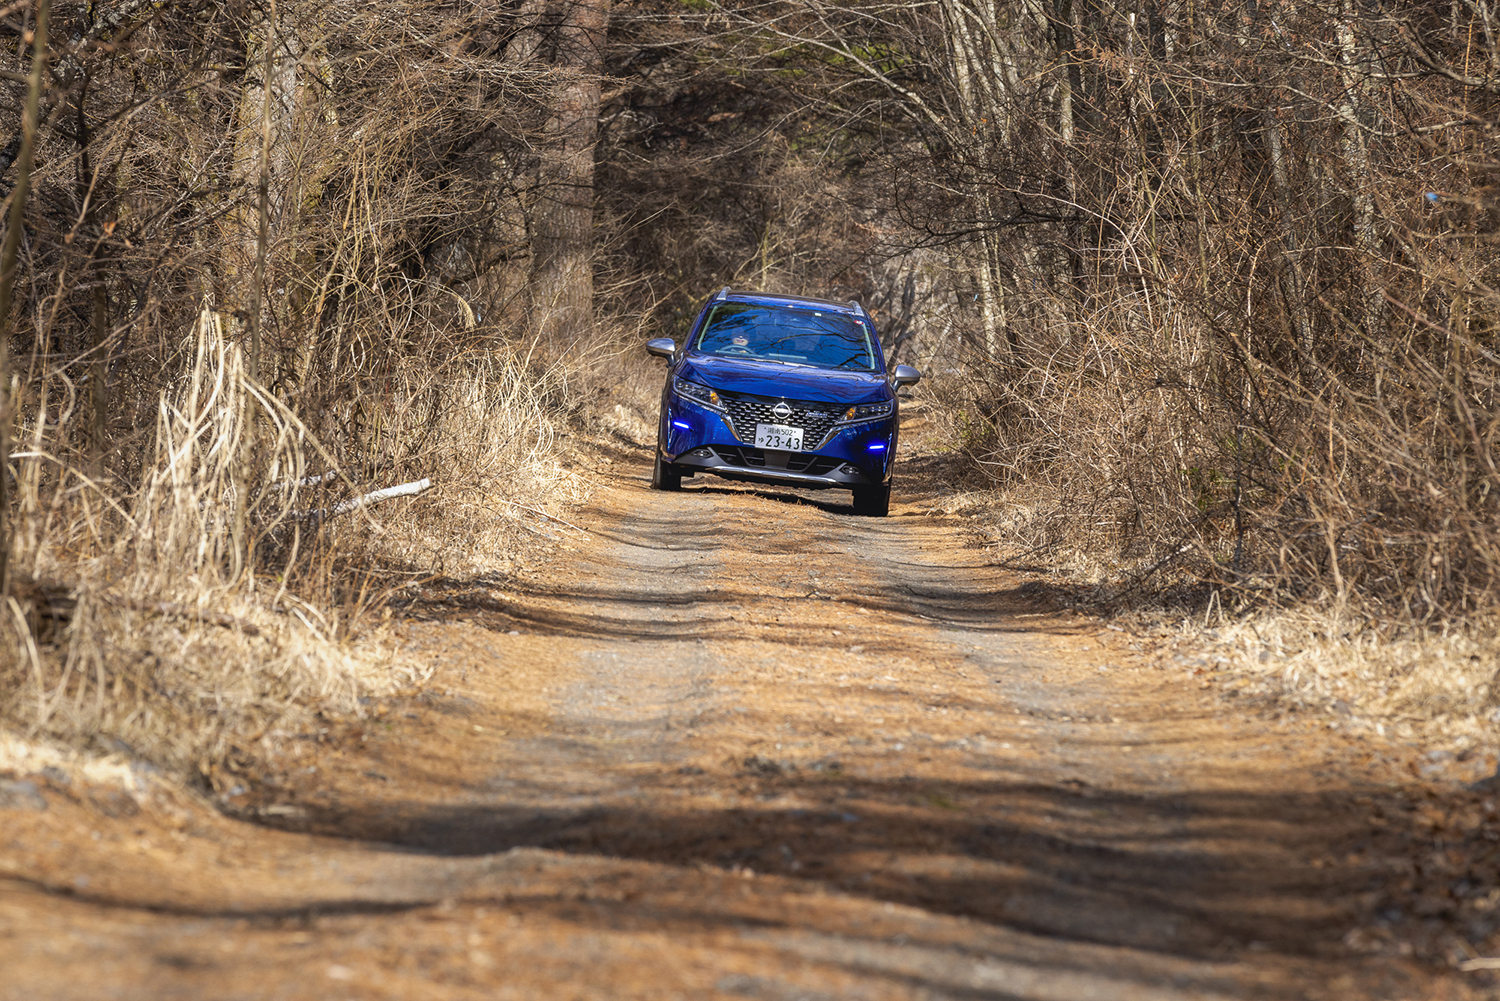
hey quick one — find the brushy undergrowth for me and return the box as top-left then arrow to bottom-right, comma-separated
920,290 -> 1500,736
0,0 -> 598,785
1,306 -> 583,785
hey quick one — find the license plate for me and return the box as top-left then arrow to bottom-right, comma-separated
755,422 -> 803,450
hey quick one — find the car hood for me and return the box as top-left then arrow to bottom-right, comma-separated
681,354 -> 889,404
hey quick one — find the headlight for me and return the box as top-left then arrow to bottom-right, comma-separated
839,400 -> 893,423
673,377 -> 722,410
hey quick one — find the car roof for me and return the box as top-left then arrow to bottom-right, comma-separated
712,288 -> 864,315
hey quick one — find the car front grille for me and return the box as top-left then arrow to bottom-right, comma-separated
719,392 -> 842,450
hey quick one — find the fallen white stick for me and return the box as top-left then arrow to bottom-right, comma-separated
295,478 -> 433,523
1460,958 -> 1500,972
330,478 -> 433,515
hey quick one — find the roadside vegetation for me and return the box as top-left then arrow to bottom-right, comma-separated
2,0 -> 1498,786
876,0 -> 1500,743
0,0 -> 591,785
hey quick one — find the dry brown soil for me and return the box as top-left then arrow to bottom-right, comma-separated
2,446 -> 1496,999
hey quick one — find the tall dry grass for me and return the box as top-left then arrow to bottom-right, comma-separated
0,0 -> 589,784
923,231 -> 1500,730
1,303 -> 578,784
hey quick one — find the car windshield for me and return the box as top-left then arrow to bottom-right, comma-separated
693,303 -> 877,371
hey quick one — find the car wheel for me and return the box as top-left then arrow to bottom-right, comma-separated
651,452 -> 682,491
851,482 -> 890,517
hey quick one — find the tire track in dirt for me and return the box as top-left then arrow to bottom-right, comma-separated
0,456 -> 1478,1000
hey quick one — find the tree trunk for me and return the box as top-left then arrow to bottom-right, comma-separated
1334,2 -> 1382,340
531,0 -> 610,342
227,1 -> 326,367
1261,108 -> 1316,385
0,0 -> 50,598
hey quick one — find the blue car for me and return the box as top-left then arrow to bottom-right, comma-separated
645,288 -> 921,516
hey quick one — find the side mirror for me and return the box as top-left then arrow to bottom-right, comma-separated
645,337 -> 676,360
893,364 -> 922,387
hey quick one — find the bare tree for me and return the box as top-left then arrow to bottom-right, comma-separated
526,0 -> 611,340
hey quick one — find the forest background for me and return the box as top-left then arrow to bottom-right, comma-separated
0,0 -> 1497,783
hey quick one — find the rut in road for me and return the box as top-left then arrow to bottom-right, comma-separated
0,459 -> 1463,1000
256,462 -> 1433,999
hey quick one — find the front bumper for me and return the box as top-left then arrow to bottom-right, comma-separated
662,396 -> 893,488
672,444 -> 885,488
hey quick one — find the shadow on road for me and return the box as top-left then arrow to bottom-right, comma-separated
276,753 -> 1412,969
310,453 -> 1474,999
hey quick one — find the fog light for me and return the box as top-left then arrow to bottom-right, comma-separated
688,448 -> 713,457
839,463 -> 861,475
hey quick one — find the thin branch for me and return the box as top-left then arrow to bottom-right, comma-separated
293,478 -> 435,524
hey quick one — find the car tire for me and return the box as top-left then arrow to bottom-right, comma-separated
651,452 -> 682,491
852,482 -> 890,517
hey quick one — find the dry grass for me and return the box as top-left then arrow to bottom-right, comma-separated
1199,610 -> 1500,739
322,345 -> 592,581
0,0 -> 607,787
1,301 -> 584,786
923,272 -> 1500,733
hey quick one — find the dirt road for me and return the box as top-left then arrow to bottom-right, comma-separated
0,451 -> 1487,999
